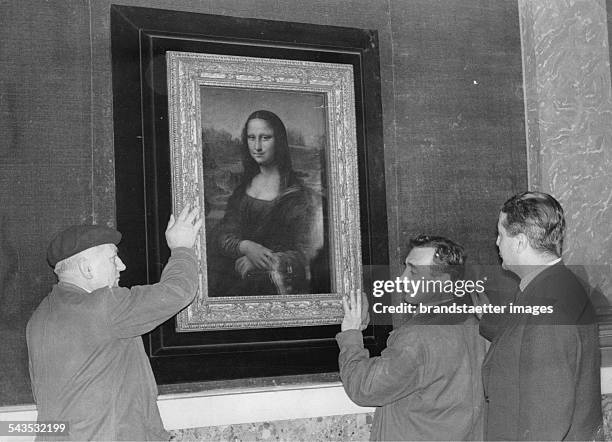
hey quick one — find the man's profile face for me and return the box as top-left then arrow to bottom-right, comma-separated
400,247 -> 436,302
401,247 -> 435,279
87,244 -> 126,289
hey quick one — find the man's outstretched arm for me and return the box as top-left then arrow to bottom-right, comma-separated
337,291 -> 420,406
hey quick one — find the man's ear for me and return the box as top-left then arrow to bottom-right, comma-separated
515,233 -> 529,253
78,258 -> 93,280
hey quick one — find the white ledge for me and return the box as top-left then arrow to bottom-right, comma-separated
0,382 -> 373,440
157,381 -> 372,430
3,370 -> 612,439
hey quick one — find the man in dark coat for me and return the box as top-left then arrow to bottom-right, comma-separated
481,191 -> 602,440
27,205 -> 202,441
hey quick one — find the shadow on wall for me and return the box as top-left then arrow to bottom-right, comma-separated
0,215 -> 35,405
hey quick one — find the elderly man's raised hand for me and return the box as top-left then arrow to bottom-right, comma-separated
165,204 -> 203,250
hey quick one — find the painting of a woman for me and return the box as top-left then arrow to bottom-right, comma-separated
207,110 -> 326,296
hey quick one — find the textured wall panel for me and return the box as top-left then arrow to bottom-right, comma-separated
520,0 -> 612,302
389,0 -> 527,268
0,0 -> 93,405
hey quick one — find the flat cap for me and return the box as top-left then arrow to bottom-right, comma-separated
47,225 -> 122,267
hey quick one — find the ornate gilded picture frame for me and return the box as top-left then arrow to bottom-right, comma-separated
111,5 -> 389,382
167,52 -> 362,331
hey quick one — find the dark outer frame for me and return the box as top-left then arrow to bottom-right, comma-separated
111,5 -> 390,383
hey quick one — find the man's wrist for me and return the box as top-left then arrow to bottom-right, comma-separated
341,323 -> 361,332
336,329 -> 364,347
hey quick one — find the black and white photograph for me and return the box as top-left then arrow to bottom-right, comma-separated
1,1 -> 611,441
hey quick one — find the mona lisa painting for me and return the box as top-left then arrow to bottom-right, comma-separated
167,52 -> 362,331
203,92 -> 330,299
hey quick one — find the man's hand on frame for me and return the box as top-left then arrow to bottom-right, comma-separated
165,204 -> 203,250
341,291 -> 370,332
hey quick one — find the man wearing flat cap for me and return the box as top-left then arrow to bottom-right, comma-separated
27,205 -> 202,441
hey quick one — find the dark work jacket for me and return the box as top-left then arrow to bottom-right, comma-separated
481,263 -> 602,440
27,248 -> 198,441
337,299 -> 486,441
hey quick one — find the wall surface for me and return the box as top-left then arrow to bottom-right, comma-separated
520,0 -> 612,302
388,0 -> 527,272
0,0 -> 526,408
0,0 -> 101,406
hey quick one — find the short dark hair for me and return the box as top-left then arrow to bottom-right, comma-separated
500,191 -> 565,257
408,235 -> 466,281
